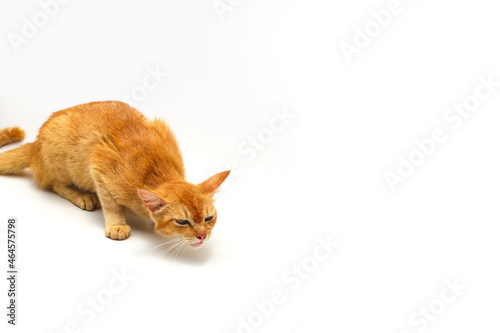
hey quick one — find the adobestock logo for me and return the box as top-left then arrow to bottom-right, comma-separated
54,267 -> 134,333
398,278 -> 466,333
213,0 -> 244,21
226,105 -> 296,177
7,0 -> 73,54
233,236 -> 340,333
120,65 -> 170,108
385,74 -> 499,192
340,0 -> 419,64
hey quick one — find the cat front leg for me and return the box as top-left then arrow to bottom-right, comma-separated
104,212 -> 131,240
93,178 -> 131,240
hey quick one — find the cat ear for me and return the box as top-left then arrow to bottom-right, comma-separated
198,170 -> 231,195
137,189 -> 168,213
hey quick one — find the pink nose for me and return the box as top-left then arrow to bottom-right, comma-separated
196,234 -> 207,241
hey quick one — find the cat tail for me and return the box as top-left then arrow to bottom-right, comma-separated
0,127 -> 33,175
0,127 -> 25,148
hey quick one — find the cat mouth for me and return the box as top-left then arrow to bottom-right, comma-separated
190,241 -> 204,247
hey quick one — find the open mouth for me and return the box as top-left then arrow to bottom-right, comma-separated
190,241 -> 204,247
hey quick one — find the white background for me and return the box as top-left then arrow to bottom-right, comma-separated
1,0 -> 500,332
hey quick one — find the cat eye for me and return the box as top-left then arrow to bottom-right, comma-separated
175,219 -> 191,226
205,216 -> 214,222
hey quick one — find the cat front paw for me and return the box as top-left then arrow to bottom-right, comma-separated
105,225 -> 131,240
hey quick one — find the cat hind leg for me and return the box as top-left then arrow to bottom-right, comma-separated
52,183 -> 101,211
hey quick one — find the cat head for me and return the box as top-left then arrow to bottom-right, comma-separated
137,170 -> 230,248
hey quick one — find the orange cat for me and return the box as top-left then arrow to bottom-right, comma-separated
0,101 -> 230,246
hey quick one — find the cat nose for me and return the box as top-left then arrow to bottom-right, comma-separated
196,234 -> 207,241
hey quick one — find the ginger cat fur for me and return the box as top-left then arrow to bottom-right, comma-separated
0,101 -> 230,246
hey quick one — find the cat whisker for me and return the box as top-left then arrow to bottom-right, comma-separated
159,245 -> 171,258
151,238 -> 180,250
162,239 -> 181,255
173,242 -> 186,262
160,247 -> 176,259
159,239 -> 183,258
167,241 -> 184,260
153,240 -> 180,253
